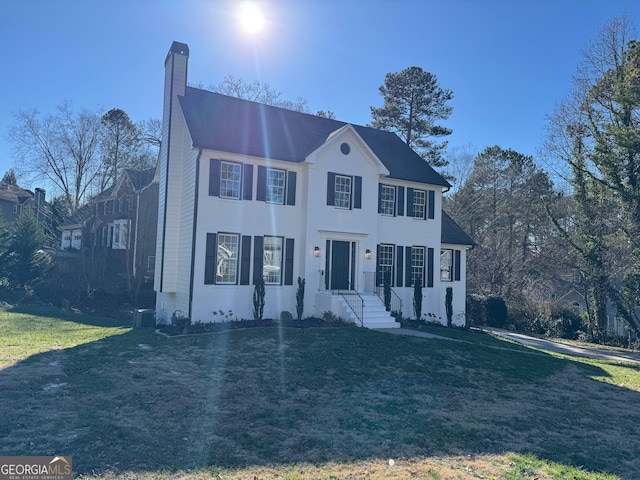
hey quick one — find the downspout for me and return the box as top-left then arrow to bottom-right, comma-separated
188,148 -> 203,319
132,190 -> 140,279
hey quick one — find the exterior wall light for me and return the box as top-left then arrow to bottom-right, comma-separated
313,246 -> 321,257
365,249 -> 372,260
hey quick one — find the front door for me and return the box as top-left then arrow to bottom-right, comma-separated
330,240 -> 351,290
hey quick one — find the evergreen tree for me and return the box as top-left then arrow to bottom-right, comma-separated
371,66 -> 453,168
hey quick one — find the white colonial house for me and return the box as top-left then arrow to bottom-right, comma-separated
155,42 -> 474,328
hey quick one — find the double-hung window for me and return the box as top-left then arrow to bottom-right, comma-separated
413,190 -> 426,219
220,161 -> 242,199
380,185 -> 395,216
334,175 -> 352,208
217,233 -> 239,284
266,168 -> 286,204
378,244 -> 394,286
263,236 -> 283,284
411,246 -> 425,287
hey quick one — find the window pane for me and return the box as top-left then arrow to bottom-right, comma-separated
263,236 -> 283,284
335,175 -> 352,208
441,249 -> 453,281
412,246 -> 425,287
220,162 -> 242,199
217,234 -> 239,283
413,190 -> 426,218
266,168 -> 285,204
381,186 -> 395,215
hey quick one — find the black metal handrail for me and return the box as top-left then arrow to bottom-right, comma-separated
374,284 -> 403,313
332,281 -> 364,327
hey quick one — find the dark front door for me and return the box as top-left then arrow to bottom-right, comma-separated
331,240 -> 350,290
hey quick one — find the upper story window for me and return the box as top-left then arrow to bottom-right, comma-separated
266,168 -> 286,204
412,190 -> 426,219
106,200 -> 114,215
406,188 -> 435,220
327,172 -> 362,210
220,161 -> 242,199
380,185 -> 396,216
209,159 -> 253,201
335,175 -> 352,208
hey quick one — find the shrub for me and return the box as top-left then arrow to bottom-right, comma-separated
280,310 -> 294,322
383,271 -> 391,311
413,278 -> 423,321
253,277 -> 265,320
171,310 -> 191,333
445,287 -> 453,327
296,277 -> 305,320
486,296 -> 508,328
466,294 -> 486,327
546,307 -> 584,339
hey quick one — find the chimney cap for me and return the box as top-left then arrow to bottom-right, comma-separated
169,41 -> 189,57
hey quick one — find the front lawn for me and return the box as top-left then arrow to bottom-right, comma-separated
1,305 -> 637,479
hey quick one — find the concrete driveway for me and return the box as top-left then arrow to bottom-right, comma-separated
485,328 -> 640,364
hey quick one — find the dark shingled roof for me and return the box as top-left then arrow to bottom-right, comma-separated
441,211 -> 476,246
126,168 -> 156,191
179,87 -> 450,188
0,182 -> 33,204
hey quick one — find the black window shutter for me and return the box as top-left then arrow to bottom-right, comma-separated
405,246 -> 412,287
286,171 -> 297,206
284,238 -> 294,285
396,245 -> 404,287
256,166 -> 267,201
327,172 -> 336,206
428,190 -> 435,219
375,244 -> 381,286
243,164 -> 253,200
454,249 -> 461,281
377,184 -> 383,214
397,186 -> 404,216
354,176 -> 362,209
253,236 -> 264,284
325,239 -> 331,289
407,187 -> 414,217
204,233 -> 217,284
240,236 -> 251,285
209,159 -> 220,197
427,247 -> 434,288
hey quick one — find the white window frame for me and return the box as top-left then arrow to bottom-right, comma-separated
266,168 -> 286,205
413,189 -> 426,219
412,246 -> 425,287
112,219 -> 130,250
220,161 -> 242,200
334,175 -> 352,209
441,249 -> 453,282
263,236 -> 283,284
380,185 -> 395,216
216,233 -> 239,284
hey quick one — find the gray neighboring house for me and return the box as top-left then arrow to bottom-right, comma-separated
0,182 -> 46,225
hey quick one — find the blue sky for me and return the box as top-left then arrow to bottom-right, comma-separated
2,0 -> 640,190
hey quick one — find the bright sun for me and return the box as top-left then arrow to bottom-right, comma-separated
239,2 -> 265,35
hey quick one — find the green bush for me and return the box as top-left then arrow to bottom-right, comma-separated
546,307 -> 584,339
253,277 -> 265,320
486,296 -> 508,328
413,278 -> 423,321
296,277 -> 305,320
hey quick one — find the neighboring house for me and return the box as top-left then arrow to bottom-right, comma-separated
59,168 -> 158,281
155,41 -> 475,328
0,182 -> 46,225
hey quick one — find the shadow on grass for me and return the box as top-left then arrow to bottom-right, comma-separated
1,312 -> 639,478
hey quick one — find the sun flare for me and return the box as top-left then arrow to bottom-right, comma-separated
239,2 -> 265,35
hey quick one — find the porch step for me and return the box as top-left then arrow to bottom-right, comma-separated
359,293 -> 400,329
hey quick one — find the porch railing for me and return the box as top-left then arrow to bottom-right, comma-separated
332,282 -> 364,327
364,271 -> 403,313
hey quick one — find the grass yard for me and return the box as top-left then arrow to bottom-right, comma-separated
1,305 -> 639,479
